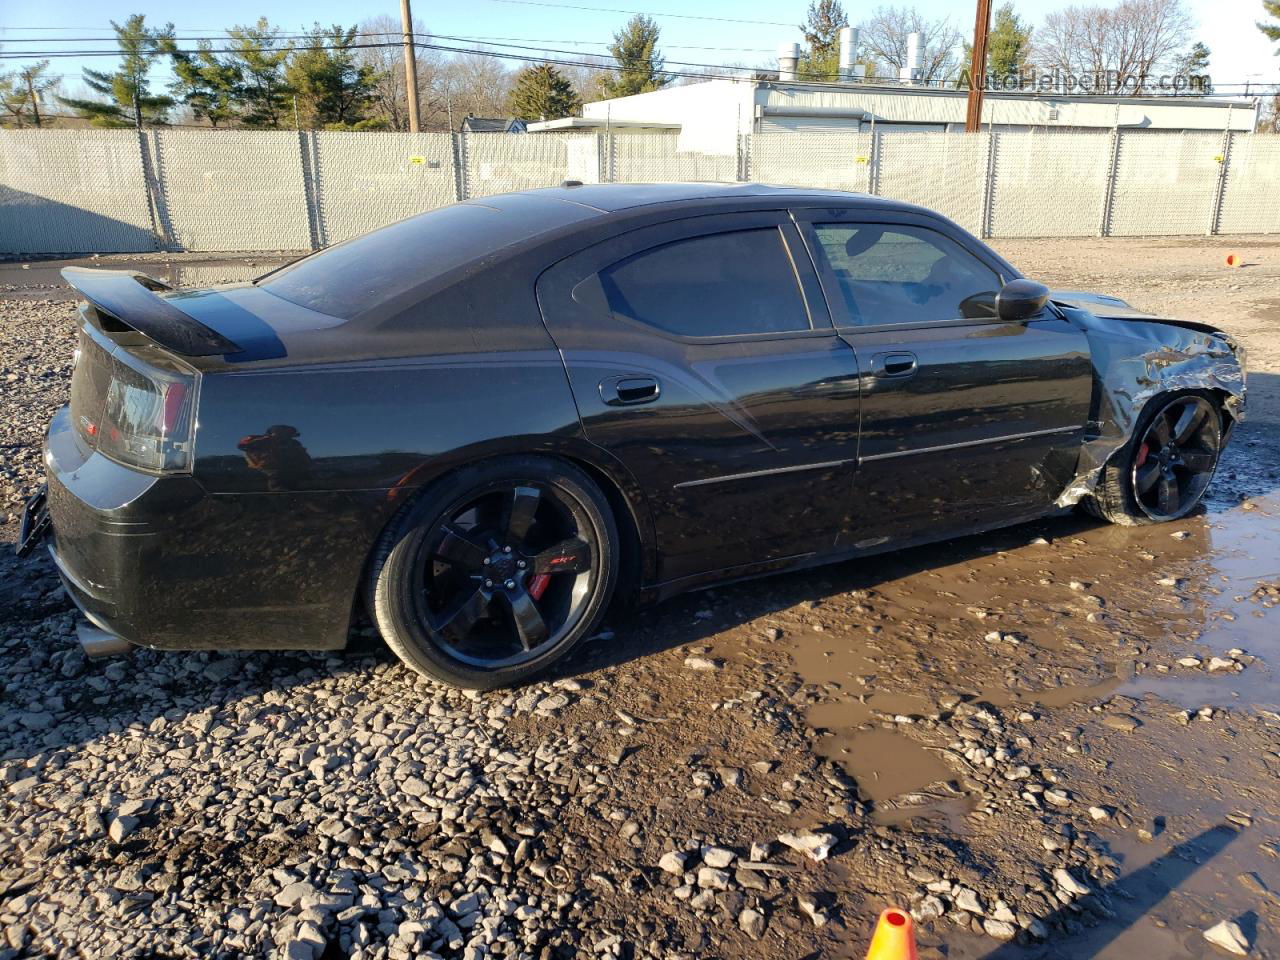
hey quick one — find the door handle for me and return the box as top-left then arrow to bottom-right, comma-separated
871,352 -> 917,378
600,375 -> 661,406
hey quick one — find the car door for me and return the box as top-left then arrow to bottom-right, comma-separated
536,211 -> 862,585
794,208 -> 1093,549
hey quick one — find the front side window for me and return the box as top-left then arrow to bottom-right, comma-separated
810,223 -> 1000,325
597,228 -> 810,338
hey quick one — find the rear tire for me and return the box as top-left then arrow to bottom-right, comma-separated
367,456 -> 619,689
1085,390 -> 1223,526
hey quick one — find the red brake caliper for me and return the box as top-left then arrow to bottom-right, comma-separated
1136,442 -> 1149,467
528,573 -> 551,600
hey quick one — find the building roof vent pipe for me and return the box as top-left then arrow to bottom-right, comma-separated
778,42 -> 800,82
899,31 -> 923,85
838,27 -> 860,82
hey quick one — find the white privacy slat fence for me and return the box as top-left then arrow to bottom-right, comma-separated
1,128 -> 1277,254
0,130 -> 156,253
874,132 -> 991,235
1108,131 -> 1224,236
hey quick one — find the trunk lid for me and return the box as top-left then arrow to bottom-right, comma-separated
61,267 -> 345,368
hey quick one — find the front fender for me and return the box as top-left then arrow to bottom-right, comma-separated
1056,303 -> 1247,507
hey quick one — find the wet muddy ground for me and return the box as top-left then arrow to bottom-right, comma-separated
0,237 -> 1277,959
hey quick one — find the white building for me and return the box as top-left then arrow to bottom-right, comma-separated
529,77 -> 1259,156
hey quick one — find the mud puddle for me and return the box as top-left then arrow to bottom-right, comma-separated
1115,492 -> 1280,714
751,485 -> 1276,833
0,255 -> 295,299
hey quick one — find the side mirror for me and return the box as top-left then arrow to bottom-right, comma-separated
996,279 -> 1050,322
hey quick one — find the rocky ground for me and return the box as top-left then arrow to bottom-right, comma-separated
0,238 -> 1277,960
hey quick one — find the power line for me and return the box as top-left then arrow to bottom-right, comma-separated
0,31 -> 779,53
0,35 -> 772,77
3,35 -> 1273,96
1,1 -> 797,30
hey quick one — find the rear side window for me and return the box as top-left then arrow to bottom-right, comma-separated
257,198 -> 595,321
811,223 -> 1000,325
598,228 -> 810,337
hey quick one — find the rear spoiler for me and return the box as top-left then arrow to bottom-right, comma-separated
61,267 -> 243,357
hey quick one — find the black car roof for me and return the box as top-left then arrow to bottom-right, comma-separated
517,181 -> 899,215
255,184 -> 935,330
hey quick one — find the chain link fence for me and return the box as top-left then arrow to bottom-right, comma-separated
1108,131 -> 1224,236
991,131 -> 1112,238
1216,134 -> 1280,236
150,130 -> 313,251
310,132 -> 456,246
749,132 -> 873,193
876,132 -> 991,235
0,129 -> 155,253
1,128 -> 1277,254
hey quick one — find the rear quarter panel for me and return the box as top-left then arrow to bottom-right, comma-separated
179,276 -> 640,648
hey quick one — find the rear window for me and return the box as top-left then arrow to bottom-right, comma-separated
257,199 -> 589,320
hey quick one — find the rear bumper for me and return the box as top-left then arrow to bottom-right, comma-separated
44,404 -> 205,646
43,405 -> 373,651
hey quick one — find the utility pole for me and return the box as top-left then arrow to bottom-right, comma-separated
964,0 -> 991,133
401,0 -> 421,132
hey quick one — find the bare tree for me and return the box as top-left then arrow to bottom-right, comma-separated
357,15 -> 444,131
437,52 -> 513,127
557,56 -> 612,103
1034,0 -> 1194,94
672,61 -> 774,85
859,6 -> 963,84
1259,94 -> 1280,134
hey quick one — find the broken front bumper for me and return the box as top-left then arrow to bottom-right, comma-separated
1053,304 -> 1247,509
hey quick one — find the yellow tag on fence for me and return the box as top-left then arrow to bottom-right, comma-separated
409,156 -> 426,165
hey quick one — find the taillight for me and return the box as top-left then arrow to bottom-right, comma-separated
71,329 -> 198,474
162,381 -> 189,435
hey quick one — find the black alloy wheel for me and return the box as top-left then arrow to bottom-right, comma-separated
368,456 -> 619,688
419,483 -> 596,668
1129,394 -> 1222,521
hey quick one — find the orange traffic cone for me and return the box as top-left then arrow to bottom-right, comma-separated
1225,253 -> 1241,268
866,908 -> 918,960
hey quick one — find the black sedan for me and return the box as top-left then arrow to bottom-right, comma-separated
21,183 -> 1246,688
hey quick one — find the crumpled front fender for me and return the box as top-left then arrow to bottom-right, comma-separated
1053,301 -> 1247,509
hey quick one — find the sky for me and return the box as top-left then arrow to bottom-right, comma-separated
2,0 -> 1278,104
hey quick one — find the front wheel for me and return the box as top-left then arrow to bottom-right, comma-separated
1085,391 -> 1223,525
367,456 -> 619,689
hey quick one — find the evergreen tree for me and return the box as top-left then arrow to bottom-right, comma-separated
1178,41 -> 1211,92
602,16 -> 668,97
959,3 -> 1032,85
1,61 -> 57,127
0,74 -> 29,127
988,4 -> 1033,77
227,18 -> 293,129
798,0 -> 849,81
166,40 -> 242,127
286,25 -> 379,129
58,15 -> 174,127
507,63 -> 581,121
1260,0 -> 1280,48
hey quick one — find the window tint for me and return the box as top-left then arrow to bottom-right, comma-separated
598,228 -> 810,337
257,198 -> 596,321
811,223 -> 1001,325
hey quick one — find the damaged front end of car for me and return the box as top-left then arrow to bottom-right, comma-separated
1050,292 -> 1247,510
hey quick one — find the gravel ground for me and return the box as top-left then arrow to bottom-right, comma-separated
0,239 -> 1278,960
